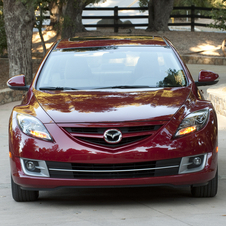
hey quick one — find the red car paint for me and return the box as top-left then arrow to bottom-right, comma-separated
8,36 -> 218,195
7,74 -> 26,87
198,70 -> 219,82
56,36 -> 167,49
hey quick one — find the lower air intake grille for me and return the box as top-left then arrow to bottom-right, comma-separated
46,158 -> 181,179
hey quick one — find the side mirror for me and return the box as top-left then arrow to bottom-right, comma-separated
195,70 -> 219,86
7,74 -> 29,91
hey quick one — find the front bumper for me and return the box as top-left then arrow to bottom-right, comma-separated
10,152 -> 217,190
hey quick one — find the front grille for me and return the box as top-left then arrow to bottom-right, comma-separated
64,125 -> 161,134
78,136 -> 149,147
46,158 -> 181,179
62,125 -> 162,148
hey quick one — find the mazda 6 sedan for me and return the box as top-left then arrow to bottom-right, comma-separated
7,36 -> 219,202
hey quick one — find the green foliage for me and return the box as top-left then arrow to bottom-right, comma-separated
210,0 -> 226,31
174,0 -> 215,7
34,1 -> 50,28
139,0 -> 216,7
138,0 -> 149,7
20,0 -> 55,7
173,0 -> 217,18
138,0 -> 219,15
0,0 -> 7,56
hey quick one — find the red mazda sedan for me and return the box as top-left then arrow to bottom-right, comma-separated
7,36 -> 219,202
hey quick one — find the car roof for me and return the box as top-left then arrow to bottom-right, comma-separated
55,36 -> 169,49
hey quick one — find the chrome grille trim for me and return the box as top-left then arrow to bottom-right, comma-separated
49,165 -> 179,173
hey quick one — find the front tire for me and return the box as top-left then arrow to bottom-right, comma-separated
11,177 -> 39,202
191,169 -> 218,197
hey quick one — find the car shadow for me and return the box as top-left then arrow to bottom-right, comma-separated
37,186 -> 192,205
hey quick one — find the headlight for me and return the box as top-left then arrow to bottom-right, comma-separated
16,114 -> 52,141
175,108 -> 209,137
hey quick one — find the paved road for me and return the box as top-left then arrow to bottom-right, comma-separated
1,64 -> 226,225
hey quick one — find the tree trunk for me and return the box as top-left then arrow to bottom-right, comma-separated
62,0 -> 86,39
3,0 -> 35,84
48,1 -> 64,39
146,0 -> 174,31
38,27 -> 47,57
37,4 -> 47,56
49,1 -> 63,29
49,2 -> 60,27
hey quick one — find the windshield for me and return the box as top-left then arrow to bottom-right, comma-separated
36,46 -> 187,90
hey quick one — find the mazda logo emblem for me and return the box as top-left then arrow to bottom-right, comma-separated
104,129 -> 122,144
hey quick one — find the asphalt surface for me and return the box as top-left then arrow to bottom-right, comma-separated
1,64 -> 226,226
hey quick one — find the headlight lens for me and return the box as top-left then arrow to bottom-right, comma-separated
16,114 -> 52,141
175,108 -> 209,137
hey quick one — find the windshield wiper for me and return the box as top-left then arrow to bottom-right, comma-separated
39,87 -> 78,90
94,85 -> 153,89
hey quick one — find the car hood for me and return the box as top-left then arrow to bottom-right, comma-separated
34,87 -> 191,123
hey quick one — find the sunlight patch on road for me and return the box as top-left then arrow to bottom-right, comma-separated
32,43 -> 53,53
32,30 -> 57,44
190,44 -> 222,56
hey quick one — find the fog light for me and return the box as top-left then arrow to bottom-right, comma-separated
25,161 -> 36,171
24,160 -> 39,172
193,157 -> 201,166
21,158 -> 50,177
179,154 -> 207,174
